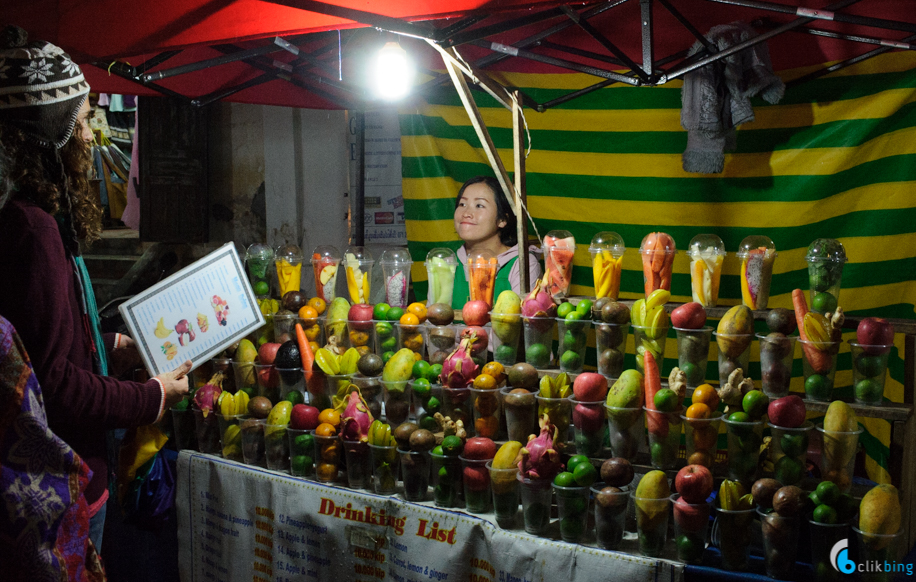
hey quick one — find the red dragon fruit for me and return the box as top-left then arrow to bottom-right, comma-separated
439,335 -> 479,388
516,417 -> 563,481
193,371 -> 224,418
339,388 -> 374,442
461,326 -> 488,355
521,271 -> 558,332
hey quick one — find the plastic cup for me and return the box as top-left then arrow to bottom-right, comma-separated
343,246 -> 373,305
675,327 -> 713,388
491,313 -> 522,366
817,422 -> 862,493
806,238 -> 847,315
253,363 -> 279,403
245,243 -> 274,295
395,322 -> 427,359
536,395 -> 572,450
325,373 -> 355,411
518,475 -> 553,535
759,508 -> 799,579
724,417 -> 764,485
589,231 -> 625,301
379,248 -> 412,308
632,324 -> 668,375
342,439 -> 371,489
768,421 -> 814,486
276,368 -> 305,404
672,494 -> 711,564
431,452 -> 463,508
737,235 -> 777,310
368,443 -> 399,494
399,449 -> 431,502
232,361 -> 257,397
522,316 -> 555,368
287,428 -> 315,477
171,407 -> 197,451
470,388 -> 501,440
304,369 -> 329,410
427,324 -> 458,365
556,317 -> 590,374
715,332 -> 753,387
645,406 -> 682,470
851,526 -> 904,582
275,243 -> 303,297
686,234 -> 726,307
487,461 -> 520,528
347,320 -> 376,354
352,375 -> 383,420
216,413 -> 244,461
633,492 -> 671,557
209,358 -> 236,394
296,318 -> 323,352
554,483 -> 590,543
441,387 -> 471,431
310,245 -> 341,302
425,248 -> 458,306
273,312 -> 298,344
605,406 -> 644,462
323,318 -> 350,351
639,232 -> 676,296
410,380 -> 440,432
849,342 -> 892,405
595,322 -> 628,378
571,399 -> 607,457
502,388 -> 537,443
714,505 -> 756,571
757,333 -> 797,399
193,407 -> 221,454
809,519 -> 852,582
683,412 -> 722,469
314,433 -> 340,483
592,483 -> 629,550
461,456 -> 492,513
265,423 -> 290,472
799,339 -> 841,402
543,229 -> 576,299
240,417 -> 267,467
467,250 -> 498,307
381,380 -> 411,426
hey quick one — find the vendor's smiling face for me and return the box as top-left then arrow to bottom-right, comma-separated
454,182 -> 507,246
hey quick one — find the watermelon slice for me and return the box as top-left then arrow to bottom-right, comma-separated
544,235 -> 576,298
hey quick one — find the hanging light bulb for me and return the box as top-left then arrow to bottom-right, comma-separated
372,41 -> 414,100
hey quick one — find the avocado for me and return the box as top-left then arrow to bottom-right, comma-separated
275,341 -> 302,384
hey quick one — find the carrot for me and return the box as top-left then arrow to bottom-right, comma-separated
644,353 -> 668,437
792,289 -> 809,340
295,322 -> 314,372
792,289 -> 833,374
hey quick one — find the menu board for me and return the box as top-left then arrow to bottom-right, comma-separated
119,243 -> 264,377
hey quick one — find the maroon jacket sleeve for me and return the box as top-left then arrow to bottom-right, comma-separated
0,203 -> 162,431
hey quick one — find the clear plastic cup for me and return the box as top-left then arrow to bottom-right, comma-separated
806,238 -> 847,315
210,358 -> 236,394
323,317 -> 350,351
557,317 -> 590,374
276,367 -> 305,401
381,380 -> 411,426
461,457 -> 492,513
714,505 -> 756,571
737,235 -> 777,310
543,230 -> 576,299
427,324 -> 458,365
347,319 -> 376,354
605,406 -> 644,462
536,395 -> 572,450
817,422 -> 863,493
487,461 -> 519,528
342,439 -> 371,489
687,234 -> 726,307
245,243 -> 274,296
171,407 -> 197,451
379,247 -> 413,308
374,320 -> 397,356
425,248 -> 458,306
672,493 -> 711,564
639,232 -> 676,296
324,373 -> 355,411
470,388 -> 501,440
298,318 -> 324,351
633,491 -> 671,557
849,341 -> 893,405
645,406 -> 682,470
758,333 -> 797,399
273,312 -> 298,344
287,428 -> 315,477
675,327 -> 713,388
310,245 -> 341,302
275,243 -> 304,297
240,417 -> 267,467
431,452 -> 463,508
554,483 -> 590,543
715,332 -> 753,387
632,324 -> 668,375
851,526 -> 904,582
343,246 -> 374,304
595,322 -> 628,378
592,483 -> 630,550
571,399 -> 607,457
410,380 -> 440,432
304,369 -> 329,410
799,339 -> 841,402
265,423 -> 290,472
441,387 -> 471,431
399,449 -> 431,502
232,361 -> 257,397
193,407 -> 221,454
518,475 -> 553,535
589,231 -> 625,301
352,375 -> 383,420
395,322 -> 427,359
467,249 -> 498,307
683,413 -> 722,468
314,433 -> 340,483
759,508 -> 799,579
724,417 -> 764,485
502,387 -> 537,443
522,316 -> 555,368
368,443 -> 399,494
768,421 -> 814,486
254,363 -> 279,403
809,519 -> 852,582
216,413 -> 243,461
491,313 -> 522,366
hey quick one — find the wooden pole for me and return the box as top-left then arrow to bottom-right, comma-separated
512,91 -> 529,293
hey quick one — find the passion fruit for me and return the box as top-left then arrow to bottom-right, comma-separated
426,303 -> 455,326
248,396 -> 273,419
507,362 -> 539,389
357,353 -> 383,377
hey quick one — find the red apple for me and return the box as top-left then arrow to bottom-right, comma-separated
258,342 -> 281,365
573,372 -> 609,401
573,403 -> 605,432
857,317 -> 895,354
674,495 -> 711,531
462,300 -> 491,326
671,302 -> 707,330
767,395 -> 806,429
290,404 -> 320,430
257,366 -> 279,389
348,303 -> 375,331
463,437 -> 497,460
675,464 -> 714,503
463,465 -> 490,491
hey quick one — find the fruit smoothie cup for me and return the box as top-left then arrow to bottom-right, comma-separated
343,246 -> 374,304
324,373 -> 355,411
410,380 -> 440,432
518,475 -> 552,535
768,421 -> 814,486
633,491 -> 671,557
304,369 -> 329,410
639,232 -> 676,296
593,484 -> 630,550
683,412 -> 722,469
536,395 -> 572,449
395,321 -> 427,360
353,375 -> 383,420
427,324 -> 458,364
554,483 -> 590,543
543,229 -> 577,299
379,247 -> 413,309
502,387 -> 537,443
287,428 -> 315,477
806,238 -> 847,315
487,461 -> 520,528
254,363 -> 280,403
347,318 -> 376,354
400,449 -> 431,501
850,341 -> 893,405
431,451 -> 464,508
737,235 -> 777,310
425,247 -> 458,306
686,234 -> 726,307
817,422 -> 863,493
310,245 -> 341,302
193,407 -> 221,455
645,406 -> 682,470
809,520 -> 852,582
715,332 -> 753,388
368,443 -> 399,494
589,231 -> 625,300
675,327 -> 713,388
245,243 -> 274,297
724,417 -> 764,485
672,493 -> 711,564
799,339 -> 840,402
851,526 -> 905,582
171,407 -> 197,451
275,243 -> 304,297
714,505 -> 756,571
759,508 -> 800,579
605,406 -> 644,462
216,413 -> 243,462
522,316 -> 555,369
595,322 -> 628,378
374,320 -> 396,357
571,399 -> 607,457
232,361 -> 257,398
467,249 -> 498,307
265,423 -> 290,472
758,333 -> 797,399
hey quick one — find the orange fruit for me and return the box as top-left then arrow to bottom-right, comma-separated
309,341 -> 320,355
691,384 -> 720,410
687,450 -> 712,467
308,297 -> 327,315
399,312 -> 420,328
319,442 -> 339,462
318,408 -> 340,427
472,373 -> 497,391
475,415 -> 499,438
316,462 -> 337,480
315,422 -> 337,437
403,332 -> 424,351
685,402 -> 711,420
691,425 -> 718,449
407,302 -> 428,323
349,330 -> 370,347
481,362 -> 506,384
298,306 -> 319,326
304,323 -> 321,341
474,393 -> 499,416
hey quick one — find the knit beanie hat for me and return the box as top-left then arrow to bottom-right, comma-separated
0,25 -> 90,149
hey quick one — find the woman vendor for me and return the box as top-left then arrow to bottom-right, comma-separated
451,176 -> 542,309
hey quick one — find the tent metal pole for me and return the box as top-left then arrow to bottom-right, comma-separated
561,5 -> 651,82
472,40 -> 642,85
783,25 -> 916,51
702,0 -> 916,35
96,60 -> 189,100
640,0 -> 655,78
512,91 -> 529,294
141,37 -> 300,82
265,0 -> 437,39
786,32 -> 916,87
441,7 -> 566,48
135,50 -> 184,75
657,0 -> 716,52
434,15 -> 489,43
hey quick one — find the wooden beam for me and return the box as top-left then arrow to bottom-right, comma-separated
512,91 -> 529,293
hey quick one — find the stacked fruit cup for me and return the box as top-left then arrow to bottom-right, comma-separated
817,423 -> 863,494
273,313 -> 298,345
410,379 -> 440,431
325,373 -> 355,412
193,407 -> 222,455
686,234 -> 726,307
805,238 -> 846,315
849,340 -> 893,406
556,314 -> 590,374
240,417 -> 267,467
342,439 -> 371,489
571,399 -> 606,457
737,235 -> 777,310
254,363 -> 280,404
518,473 -> 552,535
427,324 -> 458,365
724,415 -> 765,485
683,407 -> 723,469
759,507 -> 800,579
810,519 -> 853,582
592,483 -> 630,551
352,375 -> 383,420
314,432 -> 340,483
216,413 -> 244,462
347,318 -> 376,355
232,361 -> 257,400
287,428 -> 315,477
379,247 -> 413,309
632,323 -> 668,376
851,526 -> 905,582
487,460 -> 520,528
396,321 -> 427,360
276,367 -> 304,405
800,339 -> 841,402
502,388 -> 537,443
536,395 -> 571,450
632,472 -> 672,557
310,245 -> 341,303
645,407 -> 682,470
553,481 -> 591,543
522,316 -> 556,369
381,380 -> 411,427
461,443 -> 495,513
490,312 -> 522,366
672,493 -> 712,564
467,249 -> 498,307
543,230 -> 576,299
245,242 -> 274,297
595,321 -> 628,379
758,332 -> 798,399
400,448 -> 431,502
715,504 -> 756,570
425,247 -> 458,306
431,449 -> 463,508
768,420 -> 814,487
265,422 -> 290,472
675,327 -> 713,388
441,387 -> 471,434
471,387 -> 501,440
605,406 -> 643,462
715,332 -> 753,389
638,232 -> 676,295
589,231 -> 625,301
342,246 -> 373,305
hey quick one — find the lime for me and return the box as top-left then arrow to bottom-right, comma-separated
412,377 -> 431,398
495,343 -> 517,362
441,435 -> 463,456
654,388 -> 679,412
284,390 -> 305,406
856,355 -> 884,378
564,311 -> 582,321
557,302 -> 575,319
573,461 -> 598,487
727,411 -> 751,424
426,396 -> 442,414
780,433 -> 807,457
804,374 -> 831,400
240,386 -> 256,399
813,504 -> 838,524
374,303 -> 391,320
742,390 -> 769,419
774,455 -> 804,485
412,360 -> 431,380
680,361 -> 702,386
815,480 -> 840,506
676,534 -> 703,562
566,454 -> 590,473
382,351 -> 395,363
526,343 -> 550,368
254,280 -> 270,296
809,491 -> 823,507
431,445 -> 444,456
563,330 -> 584,353
386,307 -> 405,322
290,455 -> 313,474
575,299 -> 593,317
381,336 -> 398,352
560,350 -> 582,371
375,321 -> 394,338
811,292 -> 838,313
560,516 -> 585,541
855,379 -> 883,403
419,415 -> 439,431
173,398 -> 190,411
426,364 -> 443,384
553,471 -> 577,487
294,433 -> 315,453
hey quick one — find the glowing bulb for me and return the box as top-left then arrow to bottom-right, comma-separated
372,41 -> 414,100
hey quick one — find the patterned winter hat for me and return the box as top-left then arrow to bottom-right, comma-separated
0,25 -> 90,149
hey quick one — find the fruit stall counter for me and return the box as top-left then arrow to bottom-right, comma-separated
176,450 -> 684,582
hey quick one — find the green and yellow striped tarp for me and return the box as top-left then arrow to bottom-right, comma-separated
400,51 -> 916,483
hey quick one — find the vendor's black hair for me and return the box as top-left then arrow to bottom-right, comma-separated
455,176 -> 518,247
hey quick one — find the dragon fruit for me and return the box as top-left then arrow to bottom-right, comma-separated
461,326 -> 488,355
386,271 -> 409,308
193,371 -> 224,418
521,271 -> 558,332
741,247 -> 776,310
339,388 -> 374,442
515,416 -> 563,481
439,335 -> 479,388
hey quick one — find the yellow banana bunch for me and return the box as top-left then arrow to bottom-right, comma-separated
218,390 -> 250,416
718,480 -> 754,510
593,250 -> 623,300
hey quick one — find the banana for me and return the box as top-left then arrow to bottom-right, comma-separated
154,318 -> 173,339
